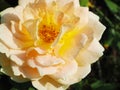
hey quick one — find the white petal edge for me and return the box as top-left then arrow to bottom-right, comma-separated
88,12 -> 106,40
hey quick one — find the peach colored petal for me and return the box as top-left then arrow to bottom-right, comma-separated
20,64 -> 41,79
26,47 -> 46,58
61,2 -> 74,14
36,66 -> 58,76
74,7 -> 89,28
1,6 -> 23,23
27,59 -> 58,76
51,60 -> 78,84
57,0 -> 80,8
22,0 -> 46,20
56,65 -> 91,85
76,38 -> 104,66
10,55 -> 24,66
0,24 -> 19,49
88,12 -> 106,40
0,53 -> 28,82
32,76 -> 67,90
0,41 -> 9,54
35,54 -> 65,66
11,62 -> 22,76
19,0 -> 35,7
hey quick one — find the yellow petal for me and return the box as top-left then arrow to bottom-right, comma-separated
54,28 -> 87,60
23,19 -> 39,41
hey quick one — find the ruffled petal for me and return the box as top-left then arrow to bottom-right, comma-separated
1,6 -> 23,23
74,7 -> 89,28
54,29 -> 88,60
57,0 -> 80,8
51,60 -> 78,85
23,19 -> 39,41
0,53 -> 28,82
19,64 -> 41,79
0,24 -> 19,49
19,0 -> 35,7
27,59 -> 58,76
32,76 -> 67,90
88,12 -> 106,40
0,41 -> 9,54
76,38 -> 104,66
35,54 -> 65,67
56,65 -> 91,85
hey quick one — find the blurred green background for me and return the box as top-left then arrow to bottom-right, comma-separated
0,0 -> 120,90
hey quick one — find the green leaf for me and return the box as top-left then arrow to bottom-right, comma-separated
91,80 -> 103,89
105,0 -> 120,13
79,0 -> 89,6
10,88 -> 18,90
117,42 -> 120,50
28,87 -> 36,90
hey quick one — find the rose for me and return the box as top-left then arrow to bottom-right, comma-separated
0,0 -> 106,90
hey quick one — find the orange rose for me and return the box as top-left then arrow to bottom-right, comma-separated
0,0 -> 106,90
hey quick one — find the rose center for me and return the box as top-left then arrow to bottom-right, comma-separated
39,23 -> 60,43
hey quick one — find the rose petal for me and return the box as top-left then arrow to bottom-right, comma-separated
23,19 -> 39,41
35,54 -> 65,66
76,38 -> 104,66
27,59 -> 58,76
22,0 -> 46,20
51,60 -> 78,84
61,2 -> 74,14
0,53 -> 13,75
20,64 -> 41,79
88,12 -> 106,40
54,29 -> 88,60
57,65 -> 91,85
57,0 -> 80,8
19,0 -> 35,7
32,76 -> 67,90
1,6 -> 23,23
0,24 -> 19,49
74,7 -> 89,28
0,41 -> 9,54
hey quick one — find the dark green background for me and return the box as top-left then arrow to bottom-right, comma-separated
0,0 -> 120,90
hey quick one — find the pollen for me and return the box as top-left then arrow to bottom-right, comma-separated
38,23 -> 60,43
